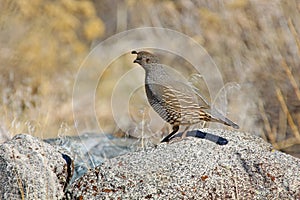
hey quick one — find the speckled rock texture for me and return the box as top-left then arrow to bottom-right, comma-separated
0,134 -> 73,199
45,132 -> 136,183
66,129 -> 300,199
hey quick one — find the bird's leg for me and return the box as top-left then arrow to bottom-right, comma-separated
181,126 -> 190,139
161,125 -> 179,143
168,126 -> 190,144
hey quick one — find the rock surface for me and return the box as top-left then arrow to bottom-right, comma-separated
1,130 -> 300,199
0,134 -> 73,199
45,131 -> 226,183
45,132 -> 137,182
66,129 -> 300,199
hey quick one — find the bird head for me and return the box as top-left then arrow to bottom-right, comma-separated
131,51 -> 159,67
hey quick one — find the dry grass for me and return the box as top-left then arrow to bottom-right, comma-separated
0,0 -> 104,140
0,0 -> 300,156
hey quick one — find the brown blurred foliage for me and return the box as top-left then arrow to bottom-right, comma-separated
1,0 -> 300,157
0,0 -> 104,139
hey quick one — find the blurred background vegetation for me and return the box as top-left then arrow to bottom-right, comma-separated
1,0 -> 300,157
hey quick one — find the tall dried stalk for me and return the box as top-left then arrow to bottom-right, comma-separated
274,87 -> 300,149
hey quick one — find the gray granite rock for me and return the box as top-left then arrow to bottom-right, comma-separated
0,134 -> 73,199
45,132 -> 137,183
45,131 -> 227,184
66,129 -> 300,199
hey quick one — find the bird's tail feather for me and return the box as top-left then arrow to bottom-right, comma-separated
216,117 -> 239,129
208,109 -> 239,129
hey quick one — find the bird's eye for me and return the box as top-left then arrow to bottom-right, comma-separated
146,58 -> 150,63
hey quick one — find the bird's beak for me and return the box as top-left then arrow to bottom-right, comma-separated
132,51 -> 139,64
133,58 -> 141,64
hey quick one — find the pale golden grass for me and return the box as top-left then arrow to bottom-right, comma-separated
266,15 -> 300,151
288,18 -> 300,56
273,87 -> 300,149
0,0 -> 105,141
258,99 -> 274,143
281,60 -> 300,102
15,171 -> 25,200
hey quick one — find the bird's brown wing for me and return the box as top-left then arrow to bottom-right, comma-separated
162,84 -> 212,125
164,80 -> 210,109
146,82 -> 239,128
147,82 -> 206,109
146,82 -> 209,124
145,83 -> 181,124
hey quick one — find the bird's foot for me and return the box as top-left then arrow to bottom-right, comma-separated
168,134 -> 191,143
168,136 -> 183,144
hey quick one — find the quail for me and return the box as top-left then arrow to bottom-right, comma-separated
131,50 -> 239,142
